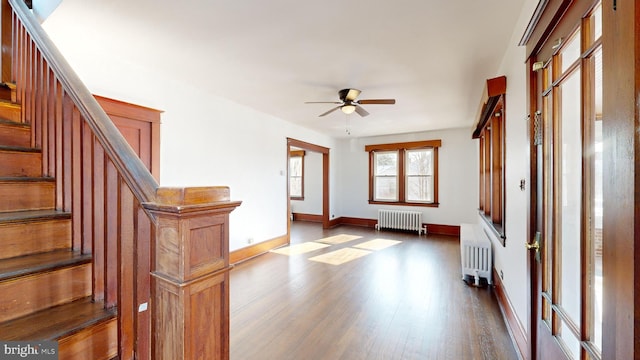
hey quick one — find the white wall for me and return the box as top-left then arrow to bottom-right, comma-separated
480,0 -> 539,336
291,151 -> 323,215
336,128 -> 478,226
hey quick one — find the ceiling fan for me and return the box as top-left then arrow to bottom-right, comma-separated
305,88 -> 396,117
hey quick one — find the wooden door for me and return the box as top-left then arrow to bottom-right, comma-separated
526,1 -> 603,359
95,95 -> 162,181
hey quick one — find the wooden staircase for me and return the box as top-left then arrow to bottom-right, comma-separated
0,98 -> 118,359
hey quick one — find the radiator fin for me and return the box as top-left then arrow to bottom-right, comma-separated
375,210 -> 424,235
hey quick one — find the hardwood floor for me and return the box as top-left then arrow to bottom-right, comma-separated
230,222 -> 519,360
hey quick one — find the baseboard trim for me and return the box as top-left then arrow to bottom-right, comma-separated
292,213 -> 323,223
425,223 -> 460,236
230,234 -> 289,265
328,216 -> 460,236
493,268 -> 527,359
335,216 -> 377,228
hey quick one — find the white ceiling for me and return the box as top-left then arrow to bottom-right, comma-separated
44,0 -> 527,139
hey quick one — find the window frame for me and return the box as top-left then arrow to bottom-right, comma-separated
474,82 -> 506,242
289,150 -> 305,200
366,140 -> 441,207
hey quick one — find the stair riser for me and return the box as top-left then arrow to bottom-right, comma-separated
0,219 -> 71,260
0,103 -> 21,122
0,264 -> 91,322
58,318 -> 118,360
0,151 -> 41,177
0,124 -> 30,147
0,181 -> 55,212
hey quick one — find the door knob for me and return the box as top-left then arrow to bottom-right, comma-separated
526,232 -> 542,262
525,241 -> 539,251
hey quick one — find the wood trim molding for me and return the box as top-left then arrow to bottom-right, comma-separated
473,76 -> 506,139
424,223 -> 459,237
335,217 -> 378,228
364,139 -> 441,152
292,213 -> 323,223
230,234 -> 289,265
286,137 -> 330,229
518,0 -> 550,46
327,216 -> 460,237
493,268 -> 527,360
287,138 -> 329,154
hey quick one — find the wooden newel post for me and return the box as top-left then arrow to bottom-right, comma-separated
143,187 -> 241,360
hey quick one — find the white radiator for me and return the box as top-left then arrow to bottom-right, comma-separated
375,209 -> 425,235
460,223 -> 492,286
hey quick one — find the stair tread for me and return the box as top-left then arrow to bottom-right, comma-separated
0,209 -> 70,223
0,144 -> 39,153
0,250 -> 91,282
0,176 -> 55,183
0,99 -> 20,107
0,118 -> 28,128
0,297 -> 116,341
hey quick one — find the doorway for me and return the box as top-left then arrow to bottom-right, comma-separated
523,1 -> 603,359
286,138 -> 330,233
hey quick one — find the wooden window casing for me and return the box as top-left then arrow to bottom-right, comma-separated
366,140 -> 441,207
473,76 -> 507,243
289,150 -> 305,200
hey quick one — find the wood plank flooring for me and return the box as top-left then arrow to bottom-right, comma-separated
230,222 -> 519,360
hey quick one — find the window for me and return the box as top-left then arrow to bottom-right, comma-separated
473,76 -> 506,241
289,150 -> 304,200
366,140 -> 441,207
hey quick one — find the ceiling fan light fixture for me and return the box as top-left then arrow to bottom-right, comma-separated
341,104 -> 356,114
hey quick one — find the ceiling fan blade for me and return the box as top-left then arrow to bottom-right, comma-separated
305,101 -> 342,104
357,99 -> 396,105
355,105 -> 369,117
319,106 -> 341,117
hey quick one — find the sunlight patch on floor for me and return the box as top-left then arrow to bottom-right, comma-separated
315,234 -> 363,244
354,239 -> 402,251
271,242 -> 330,256
308,248 -> 372,265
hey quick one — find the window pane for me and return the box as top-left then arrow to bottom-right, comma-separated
592,47 -> 603,351
375,177 -> 397,201
406,149 -> 434,203
589,3 -> 602,44
290,157 -> 302,176
559,320 -> 581,360
406,149 -> 432,175
560,68 -> 582,327
290,177 -> 302,197
374,151 -> 398,201
407,176 -> 432,202
561,30 -> 581,73
375,151 -> 398,176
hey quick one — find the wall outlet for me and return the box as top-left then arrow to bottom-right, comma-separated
500,270 -> 504,280
247,238 -> 254,244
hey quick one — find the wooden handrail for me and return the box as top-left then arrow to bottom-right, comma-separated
8,0 -> 159,207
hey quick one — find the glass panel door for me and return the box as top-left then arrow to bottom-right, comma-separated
534,3 -> 602,358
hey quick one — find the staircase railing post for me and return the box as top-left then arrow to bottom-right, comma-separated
143,187 -> 241,360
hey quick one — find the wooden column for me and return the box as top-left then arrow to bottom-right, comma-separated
144,187 -> 241,360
